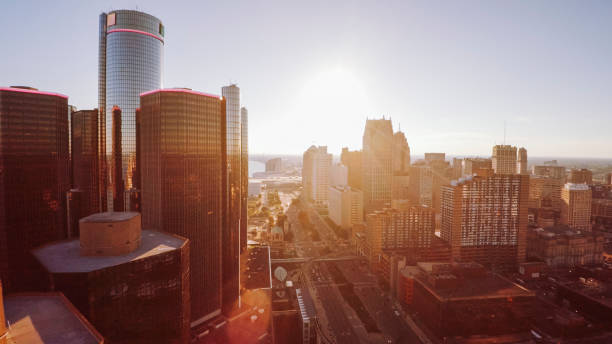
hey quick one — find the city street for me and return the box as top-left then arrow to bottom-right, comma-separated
287,198 -> 424,344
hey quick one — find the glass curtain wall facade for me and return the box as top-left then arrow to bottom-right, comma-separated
0,87 -> 70,292
99,10 -> 164,211
70,109 -> 100,225
139,89 -> 226,326
240,107 -> 248,253
221,84 -> 241,314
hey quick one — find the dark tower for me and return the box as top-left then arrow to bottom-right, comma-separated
111,106 -> 124,211
0,87 -> 70,291
140,88 -> 226,326
70,109 -> 100,219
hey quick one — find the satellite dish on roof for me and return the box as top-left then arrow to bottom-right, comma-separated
274,266 -> 288,282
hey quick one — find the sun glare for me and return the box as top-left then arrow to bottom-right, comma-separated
294,67 -> 372,151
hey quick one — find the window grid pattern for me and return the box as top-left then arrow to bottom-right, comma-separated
0,90 -> 69,291
140,91 -> 225,323
99,10 -> 164,211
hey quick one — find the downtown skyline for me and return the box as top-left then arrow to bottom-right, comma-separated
2,0 -> 612,158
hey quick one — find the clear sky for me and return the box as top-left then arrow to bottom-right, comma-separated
1,1 -> 611,158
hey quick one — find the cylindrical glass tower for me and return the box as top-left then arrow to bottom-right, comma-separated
98,10 -> 164,211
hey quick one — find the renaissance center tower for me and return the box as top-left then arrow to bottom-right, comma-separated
99,10 -> 164,211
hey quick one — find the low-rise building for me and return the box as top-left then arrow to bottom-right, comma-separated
380,236 -> 452,295
527,225 -> 604,267
402,262 -> 535,337
2,290 -> 104,344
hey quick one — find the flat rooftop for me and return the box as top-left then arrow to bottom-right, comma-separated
416,272 -> 535,301
244,246 -> 272,290
80,211 -> 139,223
32,230 -> 186,273
4,293 -> 103,344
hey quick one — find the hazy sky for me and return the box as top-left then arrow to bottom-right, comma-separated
1,1 -> 611,158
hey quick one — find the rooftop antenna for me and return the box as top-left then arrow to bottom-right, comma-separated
503,121 -> 506,145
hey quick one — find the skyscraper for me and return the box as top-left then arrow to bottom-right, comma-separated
302,146 -> 332,208
408,165 -> 433,207
240,106 -> 248,253
463,158 -> 492,176
330,163 -> 348,187
362,118 -> 393,213
0,86 -> 70,292
139,88 -> 225,326
392,131 -> 410,174
528,175 -> 563,211
221,84 -> 241,314
533,165 -> 566,180
517,147 -> 528,175
340,148 -> 362,190
561,183 -> 592,231
70,109 -> 100,223
441,174 -> 529,268
99,10 -> 164,211
492,145 -> 517,175
328,186 -> 363,229
568,168 -> 593,185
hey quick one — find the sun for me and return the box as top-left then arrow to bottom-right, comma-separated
293,66 -> 372,151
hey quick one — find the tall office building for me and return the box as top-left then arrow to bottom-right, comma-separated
532,165 -> 566,180
568,168 -> 593,185
341,148 -> 362,190
241,107 -> 248,253
451,158 -> 463,179
328,186 -> 363,229
265,157 -> 283,172
330,163 -> 348,187
463,158 -> 492,176
0,87 -> 70,292
441,174 -> 529,268
99,10 -> 164,211
492,145 -> 517,175
302,146 -> 332,208
70,109 -> 100,230
139,88 -> 225,326
561,183 -> 592,231
392,131 -> 410,174
517,147 -> 528,175
528,175 -> 563,211
365,206 -> 435,261
221,84 -> 242,314
408,165 -> 433,207
362,118 -> 393,213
